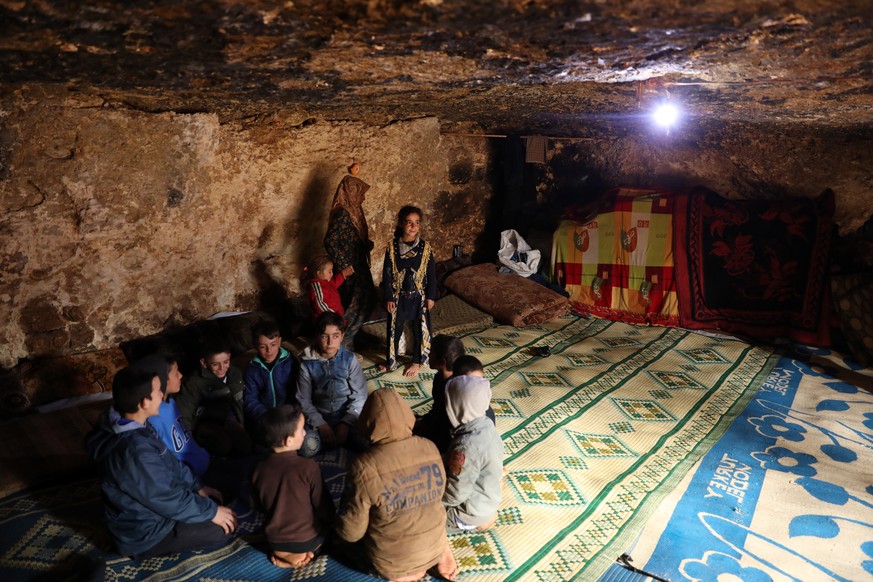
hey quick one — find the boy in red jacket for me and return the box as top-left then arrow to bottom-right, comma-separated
305,254 -> 354,318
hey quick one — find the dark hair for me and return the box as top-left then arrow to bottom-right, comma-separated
262,405 -> 304,449
130,353 -> 175,395
200,338 -> 233,360
394,205 -> 423,239
112,367 -> 159,414
431,335 -> 465,369
251,318 -> 281,345
452,355 -> 484,377
314,310 -> 345,336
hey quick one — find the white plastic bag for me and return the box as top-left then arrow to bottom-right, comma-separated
497,229 -> 541,277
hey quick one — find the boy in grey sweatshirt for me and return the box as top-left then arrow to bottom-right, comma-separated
442,360 -> 503,533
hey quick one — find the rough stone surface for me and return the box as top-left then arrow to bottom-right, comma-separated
0,103 -> 492,367
14,348 -> 127,409
0,348 -> 126,421
1,1 -> 870,128
536,124 -> 873,233
1,0 -> 872,378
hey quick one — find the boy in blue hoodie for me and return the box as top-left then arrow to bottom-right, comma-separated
243,318 -> 297,431
86,366 -> 236,558
131,353 -> 210,478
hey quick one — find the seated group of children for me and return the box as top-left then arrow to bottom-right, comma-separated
87,311 -> 504,581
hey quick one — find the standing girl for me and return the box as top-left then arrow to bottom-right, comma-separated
380,205 -> 438,376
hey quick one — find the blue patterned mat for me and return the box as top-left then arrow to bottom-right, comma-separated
621,347 -> 873,581
0,448 -> 397,582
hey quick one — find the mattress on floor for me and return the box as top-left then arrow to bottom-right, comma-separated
0,400 -> 106,497
361,293 -> 494,347
430,293 -> 495,336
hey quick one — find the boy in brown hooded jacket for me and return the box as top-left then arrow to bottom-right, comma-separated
336,388 -> 457,581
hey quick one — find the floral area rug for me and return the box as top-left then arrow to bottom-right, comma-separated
673,188 -> 834,345
623,346 -> 873,582
0,315 -> 777,581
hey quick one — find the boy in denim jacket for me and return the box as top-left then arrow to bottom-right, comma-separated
296,311 -> 368,456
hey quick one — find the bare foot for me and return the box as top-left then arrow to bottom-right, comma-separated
270,554 -> 293,569
377,362 -> 395,373
434,542 -> 458,580
270,551 -> 313,569
403,363 -> 421,377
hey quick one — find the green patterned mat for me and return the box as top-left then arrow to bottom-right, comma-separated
368,315 -> 778,581
0,315 -> 777,581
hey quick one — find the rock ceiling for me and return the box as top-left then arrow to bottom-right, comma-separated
1,0 -> 872,135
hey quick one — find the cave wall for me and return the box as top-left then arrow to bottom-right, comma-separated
3,90 -> 871,390
534,122 -> 873,237
0,98 -> 493,369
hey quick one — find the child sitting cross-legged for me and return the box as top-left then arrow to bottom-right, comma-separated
296,311 -> 368,457
176,339 -> 251,458
243,317 -> 297,434
87,367 -> 236,559
131,353 -> 211,479
134,353 -> 252,504
335,388 -> 458,582
252,405 -> 335,569
443,355 -> 503,534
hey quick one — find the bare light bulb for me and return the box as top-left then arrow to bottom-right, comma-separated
652,102 -> 679,129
